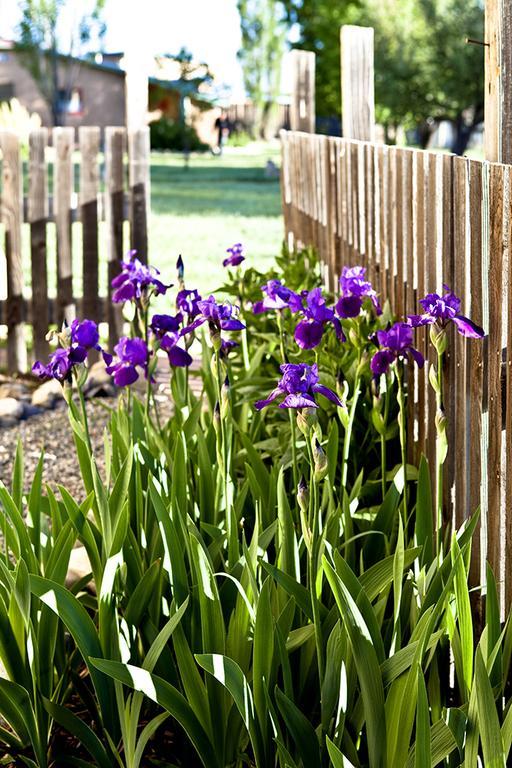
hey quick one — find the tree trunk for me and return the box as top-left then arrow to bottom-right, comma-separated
450,114 -> 473,155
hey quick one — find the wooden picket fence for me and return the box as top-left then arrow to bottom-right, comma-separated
0,126 -> 150,372
281,129 -> 510,610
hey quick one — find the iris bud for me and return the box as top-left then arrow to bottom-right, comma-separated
209,321 -> 222,352
297,476 -> 309,514
221,374 -> 230,418
176,255 -> 184,281
428,363 -> 440,394
348,326 -> 360,348
371,408 -> 386,436
213,401 -> 221,434
430,324 -> 447,355
297,406 -> 317,436
435,406 -> 447,433
435,407 -> 448,464
313,438 -> 328,482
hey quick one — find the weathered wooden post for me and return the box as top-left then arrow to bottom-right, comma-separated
289,49 -> 316,133
340,25 -> 375,141
0,131 -> 27,372
483,0 -> 512,613
484,0 -> 512,161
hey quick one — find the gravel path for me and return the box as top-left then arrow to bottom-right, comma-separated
0,391 -> 178,500
0,398 -> 116,499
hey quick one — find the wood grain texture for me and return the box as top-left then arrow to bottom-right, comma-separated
485,0 -> 512,163
467,160 -> 484,595
289,50 -> 316,134
340,25 -> 375,141
54,126 -> 75,323
28,128 -> 49,361
79,127 -> 100,328
452,157 -> 468,528
0,131 -> 27,372
128,128 -> 150,263
486,162 -> 504,585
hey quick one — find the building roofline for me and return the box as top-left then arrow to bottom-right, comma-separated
0,46 -> 126,76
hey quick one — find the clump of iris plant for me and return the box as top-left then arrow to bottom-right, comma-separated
255,363 -> 342,410
255,361 -> 341,685
223,242 -> 245,268
294,287 -> 344,350
370,322 -> 424,525
408,285 -> 484,555
336,266 -> 382,318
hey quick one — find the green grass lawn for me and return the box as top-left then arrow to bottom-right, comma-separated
148,143 -> 284,294
12,143 -> 282,303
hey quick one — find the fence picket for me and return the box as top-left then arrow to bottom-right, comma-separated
79,127 -> 100,330
0,131 -> 26,372
54,127 -> 75,324
487,163 -> 505,586
129,128 -> 150,263
105,127 -> 126,350
28,128 -> 49,362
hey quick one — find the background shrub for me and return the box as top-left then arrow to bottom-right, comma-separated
149,118 -> 209,152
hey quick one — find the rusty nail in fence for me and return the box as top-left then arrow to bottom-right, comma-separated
465,37 -> 490,47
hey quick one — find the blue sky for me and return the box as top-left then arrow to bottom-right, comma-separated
0,0 -> 247,98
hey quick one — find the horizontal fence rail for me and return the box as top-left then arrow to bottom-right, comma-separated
0,126 -> 150,371
281,128 -> 510,612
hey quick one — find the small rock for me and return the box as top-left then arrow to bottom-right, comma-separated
21,403 -> 43,420
0,397 -> 24,426
0,382 -> 32,401
84,361 -> 116,398
66,546 -> 95,592
32,379 -> 63,409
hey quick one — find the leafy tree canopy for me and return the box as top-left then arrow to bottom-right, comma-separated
237,0 -> 288,137
16,0 -> 106,125
284,0 -> 484,145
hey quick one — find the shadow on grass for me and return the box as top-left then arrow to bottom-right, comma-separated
150,162 -> 281,218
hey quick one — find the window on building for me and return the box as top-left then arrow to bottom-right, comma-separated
57,88 -> 84,116
0,82 -> 14,102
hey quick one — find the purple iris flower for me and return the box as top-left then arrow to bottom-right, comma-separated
32,346 -> 87,383
184,295 -> 245,334
160,333 -> 193,368
223,242 -> 245,268
177,288 -> 202,320
111,252 -> 171,304
70,319 -> 100,350
255,363 -> 342,410
294,287 -> 345,349
336,266 -> 382,318
253,279 -> 303,314
408,285 -> 485,338
106,337 -> 149,386
370,323 -> 424,376
32,317 -> 104,382
150,313 -> 183,339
